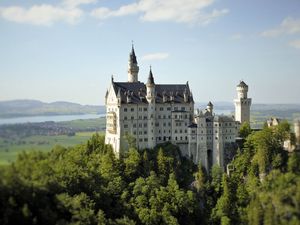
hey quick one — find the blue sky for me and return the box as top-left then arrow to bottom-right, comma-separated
0,0 -> 300,105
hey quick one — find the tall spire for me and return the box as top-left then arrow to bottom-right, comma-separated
147,66 -> 154,85
128,43 -> 139,82
130,43 -> 137,64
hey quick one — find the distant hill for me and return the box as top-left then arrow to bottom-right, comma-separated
0,100 -> 105,118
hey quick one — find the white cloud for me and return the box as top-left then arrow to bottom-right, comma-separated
289,39 -> 300,49
91,0 -> 228,25
0,4 -> 83,26
62,0 -> 98,9
141,52 -> 170,61
261,17 -> 300,37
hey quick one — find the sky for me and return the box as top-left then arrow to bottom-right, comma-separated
0,0 -> 300,105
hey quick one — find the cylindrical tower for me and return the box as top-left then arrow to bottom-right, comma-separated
128,45 -> 139,82
146,67 -> 156,148
207,101 -> 213,114
234,81 -> 252,124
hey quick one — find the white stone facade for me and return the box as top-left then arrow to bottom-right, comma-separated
105,46 -> 251,170
234,81 -> 252,124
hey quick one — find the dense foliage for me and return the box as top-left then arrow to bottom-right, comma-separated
0,121 -> 300,225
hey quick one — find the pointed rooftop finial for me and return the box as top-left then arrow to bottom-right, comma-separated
147,65 -> 154,85
111,75 -> 114,83
129,42 -> 137,64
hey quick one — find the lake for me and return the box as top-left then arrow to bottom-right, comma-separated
0,110 -> 233,125
0,114 -> 106,125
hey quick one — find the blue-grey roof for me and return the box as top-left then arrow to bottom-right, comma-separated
112,81 -> 193,104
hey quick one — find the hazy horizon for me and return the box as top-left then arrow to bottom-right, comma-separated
1,0 -> 300,105
2,98 -> 300,106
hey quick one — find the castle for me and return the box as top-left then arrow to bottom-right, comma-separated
105,46 -> 252,170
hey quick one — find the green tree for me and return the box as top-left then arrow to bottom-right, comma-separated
239,122 -> 252,139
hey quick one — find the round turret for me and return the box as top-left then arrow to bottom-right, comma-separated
128,45 -> 139,82
237,81 -> 248,99
146,67 -> 155,103
207,101 -> 213,114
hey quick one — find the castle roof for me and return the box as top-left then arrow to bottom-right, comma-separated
237,81 -> 248,87
112,81 -> 193,104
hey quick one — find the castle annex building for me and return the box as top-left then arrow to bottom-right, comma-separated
105,46 -> 252,170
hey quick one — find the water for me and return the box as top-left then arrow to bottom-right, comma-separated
0,114 -> 105,125
0,109 -> 232,125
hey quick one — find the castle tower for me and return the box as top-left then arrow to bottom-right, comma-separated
234,81 -> 252,124
294,120 -> 300,145
146,67 -> 156,148
128,45 -> 139,82
207,101 -> 213,114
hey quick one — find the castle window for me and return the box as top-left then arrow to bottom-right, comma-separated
215,137 -> 218,140
139,107 -> 142,111
139,138 -> 143,142
139,131 -> 142,135
181,107 -> 185,111
159,137 -> 161,141
124,116 -> 127,120
185,129 -> 187,133
185,136 -> 188,140
159,130 -> 161,133
155,123 -> 159,127
180,130 -> 182,133
144,123 -> 147,127
139,124 -> 142,127
160,107 -> 163,111
124,124 -> 128,128
168,115 -> 171,119
158,115 -> 161,119
175,115 -> 178,119
144,116 -> 147,119
133,131 -> 136,135
168,122 -> 171,126
144,131 -> 147,134
144,107 -> 147,111
163,115 -> 166,119
167,107 -> 171,111
131,116 -> 134,120
139,115 -> 142,119
180,137 -> 183,140
124,108 -> 127,112
163,123 -> 166,126
175,130 -> 177,133
175,137 -> 178,140
133,124 -> 136,128
174,107 -> 178,110
144,138 -> 148,141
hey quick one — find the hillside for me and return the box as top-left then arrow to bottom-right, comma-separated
0,100 -> 105,118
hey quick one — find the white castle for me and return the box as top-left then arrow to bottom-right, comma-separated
105,46 -> 252,170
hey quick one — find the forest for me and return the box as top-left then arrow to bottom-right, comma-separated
0,122 -> 299,225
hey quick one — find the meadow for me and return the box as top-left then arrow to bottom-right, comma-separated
0,132 -> 102,165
